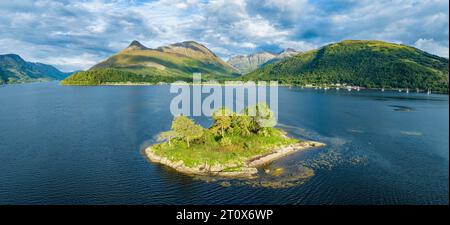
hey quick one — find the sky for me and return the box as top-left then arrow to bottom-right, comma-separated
0,0 -> 448,71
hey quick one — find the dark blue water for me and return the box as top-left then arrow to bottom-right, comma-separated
0,82 -> 448,204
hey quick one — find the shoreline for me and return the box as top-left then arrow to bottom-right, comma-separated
59,82 -> 448,94
144,141 -> 325,178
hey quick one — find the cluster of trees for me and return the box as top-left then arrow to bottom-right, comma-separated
61,68 -> 190,85
158,104 -> 278,148
60,67 -> 239,85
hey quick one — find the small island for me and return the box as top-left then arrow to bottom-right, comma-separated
144,104 -> 325,178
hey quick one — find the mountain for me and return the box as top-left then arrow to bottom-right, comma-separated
62,40 -> 239,85
276,48 -> 300,58
227,52 -> 277,74
227,48 -> 300,74
0,54 -> 69,84
242,40 -> 449,92
261,48 -> 302,67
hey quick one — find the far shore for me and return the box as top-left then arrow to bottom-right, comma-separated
144,140 -> 325,178
59,81 -> 448,94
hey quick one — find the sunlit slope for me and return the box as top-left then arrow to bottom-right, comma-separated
62,41 -> 239,85
242,40 -> 449,92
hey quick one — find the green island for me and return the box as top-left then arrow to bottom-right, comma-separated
144,104 -> 325,178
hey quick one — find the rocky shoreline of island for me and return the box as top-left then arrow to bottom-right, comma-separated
144,141 -> 325,178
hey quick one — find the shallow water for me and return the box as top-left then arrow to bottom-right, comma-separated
0,82 -> 448,204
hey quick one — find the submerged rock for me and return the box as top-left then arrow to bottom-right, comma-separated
220,181 -> 231,187
270,168 -> 285,177
239,166 -> 316,189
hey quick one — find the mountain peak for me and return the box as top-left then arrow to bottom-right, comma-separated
0,53 -> 24,60
157,41 -> 218,58
276,48 -> 300,59
283,48 -> 297,52
0,54 -> 27,65
169,41 -> 208,52
0,53 -> 69,84
126,40 -> 148,50
249,51 -> 276,57
179,40 -> 201,45
227,52 -> 278,74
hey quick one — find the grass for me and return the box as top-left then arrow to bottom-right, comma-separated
150,133 -> 299,168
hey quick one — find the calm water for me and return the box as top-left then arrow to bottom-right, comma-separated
0,82 -> 448,205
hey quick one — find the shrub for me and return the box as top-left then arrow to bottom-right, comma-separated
219,137 -> 232,147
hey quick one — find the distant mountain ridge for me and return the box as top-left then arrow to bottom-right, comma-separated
227,48 -> 301,74
227,52 -> 277,74
62,40 -> 239,85
242,40 -> 449,92
0,54 -> 70,84
61,39 -> 449,92
269,48 -> 301,63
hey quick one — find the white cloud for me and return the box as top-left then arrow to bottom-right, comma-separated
241,42 -> 257,48
42,53 -> 100,71
414,38 -> 449,58
175,2 -> 188,9
276,39 -> 317,52
0,0 -> 448,70
233,17 -> 290,39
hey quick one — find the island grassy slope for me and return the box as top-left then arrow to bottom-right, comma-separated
144,105 -> 325,178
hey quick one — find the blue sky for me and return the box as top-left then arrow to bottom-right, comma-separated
0,0 -> 448,71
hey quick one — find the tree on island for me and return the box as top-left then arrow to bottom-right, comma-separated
157,130 -> 177,146
231,114 -> 252,136
242,103 -> 276,135
210,107 -> 232,138
171,116 -> 204,147
158,104 -> 278,149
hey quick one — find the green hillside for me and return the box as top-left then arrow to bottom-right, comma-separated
61,41 -> 239,85
60,68 -> 188,85
242,40 -> 449,92
0,54 -> 69,84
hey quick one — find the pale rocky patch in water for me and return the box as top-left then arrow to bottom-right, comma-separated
192,165 -> 315,189
299,149 -> 368,170
234,166 -> 316,188
350,156 -> 368,165
301,150 -> 345,170
400,131 -> 423,136
265,167 -> 285,176
220,181 -> 231,187
194,151 -> 368,189
166,140 -> 368,189
347,129 -> 364,133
